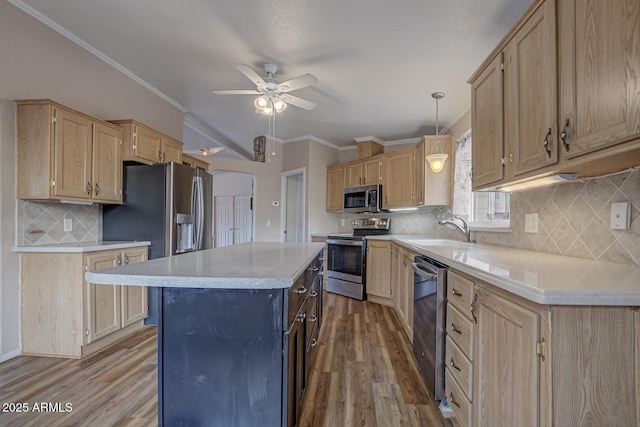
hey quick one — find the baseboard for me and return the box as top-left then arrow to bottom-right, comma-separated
0,348 -> 22,363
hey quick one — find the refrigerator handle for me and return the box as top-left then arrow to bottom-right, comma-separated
197,176 -> 204,249
192,176 -> 205,250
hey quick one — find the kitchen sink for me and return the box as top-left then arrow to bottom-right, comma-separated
406,239 -> 465,247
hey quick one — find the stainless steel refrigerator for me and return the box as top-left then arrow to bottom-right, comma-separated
103,162 -> 213,325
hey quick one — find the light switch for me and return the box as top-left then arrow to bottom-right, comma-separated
524,213 -> 538,234
610,202 -> 631,230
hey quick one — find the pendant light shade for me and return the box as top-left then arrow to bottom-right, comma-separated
426,92 -> 448,174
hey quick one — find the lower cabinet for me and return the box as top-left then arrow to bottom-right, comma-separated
389,243 -> 416,342
366,240 -> 392,301
21,246 -> 148,358
445,267 -> 640,427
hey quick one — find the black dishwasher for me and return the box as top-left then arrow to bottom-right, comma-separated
412,255 -> 448,400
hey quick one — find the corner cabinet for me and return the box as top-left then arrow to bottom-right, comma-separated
17,100 -> 123,204
109,119 -> 183,165
20,246 -> 148,358
445,268 -> 640,427
325,164 -> 346,212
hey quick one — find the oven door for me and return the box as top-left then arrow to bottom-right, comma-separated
326,239 -> 364,283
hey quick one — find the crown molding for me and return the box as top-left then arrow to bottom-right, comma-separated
353,136 -> 385,145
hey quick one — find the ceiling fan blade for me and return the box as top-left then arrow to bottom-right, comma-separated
212,89 -> 261,95
281,94 -> 317,110
277,73 -> 318,93
236,64 -> 266,86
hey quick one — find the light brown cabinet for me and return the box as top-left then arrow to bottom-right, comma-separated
20,246 -> 148,358
381,147 -> 415,209
110,119 -> 183,165
17,100 -> 123,204
182,153 -> 210,171
325,164 -> 346,212
557,0 -> 640,159
389,243 -> 416,341
469,0 -> 557,190
415,135 -> 454,206
344,156 -> 382,188
365,240 -> 391,301
470,0 -> 640,190
445,267 -> 640,427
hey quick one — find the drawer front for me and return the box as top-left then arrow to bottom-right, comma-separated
446,304 -> 473,360
445,371 -> 473,427
447,270 -> 474,317
445,336 -> 473,400
287,276 -> 308,327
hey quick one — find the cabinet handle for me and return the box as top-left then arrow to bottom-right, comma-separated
86,182 -> 92,195
449,357 -> 461,371
163,152 -> 166,162
311,338 -> 319,347
543,128 -> 552,157
296,312 -> 305,323
310,314 -> 318,323
158,150 -> 162,161
94,183 -> 100,196
295,286 -> 307,295
561,118 -> 570,151
313,267 -> 319,272
451,288 -> 462,297
116,254 -> 122,265
450,323 -> 462,334
449,392 -> 461,408
124,254 -> 129,264
470,293 -> 478,324
309,291 -> 318,297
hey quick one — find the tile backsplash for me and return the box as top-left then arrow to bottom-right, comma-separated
338,169 -> 640,267
16,200 -> 102,246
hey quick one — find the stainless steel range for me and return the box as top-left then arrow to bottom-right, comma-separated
326,218 -> 390,300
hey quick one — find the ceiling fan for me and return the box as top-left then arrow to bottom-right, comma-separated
212,64 -> 318,114
184,147 -> 225,157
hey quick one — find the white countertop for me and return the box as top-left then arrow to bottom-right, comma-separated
372,236 -> 640,306
86,242 -> 325,289
14,240 -> 151,253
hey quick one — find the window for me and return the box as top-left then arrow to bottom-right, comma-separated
452,132 -> 510,229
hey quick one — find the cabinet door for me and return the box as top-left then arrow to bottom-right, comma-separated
120,247 -> 149,327
362,156 -> 381,185
414,139 -> 425,205
402,250 -> 416,340
471,54 -> 504,190
53,107 -> 93,199
390,244 -> 402,310
505,0 -> 558,176
345,161 -> 363,187
473,287 -> 539,427
85,251 -> 120,343
558,0 -> 640,158
92,122 -> 122,203
162,137 -> 183,163
382,148 -> 415,208
326,165 -> 345,212
133,125 -> 162,163
366,241 -> 391,299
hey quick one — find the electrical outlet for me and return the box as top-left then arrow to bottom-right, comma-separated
340,219 -> 346,226
64,218 -> 72,232
610,202 -> 631,230
524,213 -> 538,234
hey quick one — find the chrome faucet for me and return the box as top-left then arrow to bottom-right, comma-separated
438,215 -> 471,243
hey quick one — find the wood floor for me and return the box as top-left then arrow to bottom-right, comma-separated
0,292 -> 449,426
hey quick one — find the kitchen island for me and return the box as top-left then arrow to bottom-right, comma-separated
86,242 -> 325,427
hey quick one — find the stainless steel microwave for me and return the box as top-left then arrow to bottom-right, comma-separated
343,184 -> 382,213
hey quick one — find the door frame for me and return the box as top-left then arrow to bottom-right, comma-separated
280,167 -> 306,243
212,171 -> 256,246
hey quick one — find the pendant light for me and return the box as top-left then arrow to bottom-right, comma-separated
426,92 -> 448,173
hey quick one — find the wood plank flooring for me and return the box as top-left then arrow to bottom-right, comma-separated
0,292 -> 449,426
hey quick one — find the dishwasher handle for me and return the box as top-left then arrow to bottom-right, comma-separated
412,262 -> 438,281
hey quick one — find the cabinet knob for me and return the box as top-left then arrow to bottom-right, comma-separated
311,338 -> 318,347
450,323 -> 462,334
449,357 -> 461,371
451,288 -> 462,297
124,254 -> 129,264
94,183 -> 100,196
295,286 -> 307,295
449,392 -> 461,408
309,314 -> 318,323
543,128 -> 552,157
116,254 -> 122,265
86,182 -> 92,195
561,118 -> 570,151
158,150 -> 162,161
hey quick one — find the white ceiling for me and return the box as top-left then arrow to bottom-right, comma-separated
11,0 -> 531,158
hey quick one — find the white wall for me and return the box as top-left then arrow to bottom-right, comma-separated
0,99 -> 20,361
213,173 -> 253,197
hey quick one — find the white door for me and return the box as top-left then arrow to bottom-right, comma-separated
234,196 -> 253,244
215,196 -> 234,248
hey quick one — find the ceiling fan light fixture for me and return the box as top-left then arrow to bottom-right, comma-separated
254,95 -> 269,109
273,97 -> 287,113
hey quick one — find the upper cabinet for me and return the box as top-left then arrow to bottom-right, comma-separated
381,147 -> 415,209
182,153 -> 210,171
415,135 -> 453,206
469,0 -> 640,190
17,100 -> 123,204
109,119 -> 183,165
344,156 -> 382,188
326,164 -> 346,212
557,0 -> 640,159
